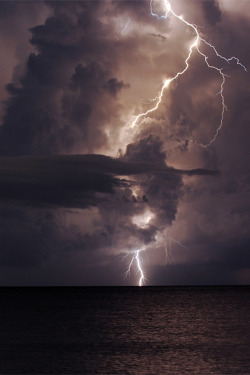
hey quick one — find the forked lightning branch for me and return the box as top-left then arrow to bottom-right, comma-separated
131,0 -> 246,147
127,0 -> 247,286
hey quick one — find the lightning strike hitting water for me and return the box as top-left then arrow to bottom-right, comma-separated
131,0 -> 247,147
124,249 -> 146,286
124,234 -> 188,286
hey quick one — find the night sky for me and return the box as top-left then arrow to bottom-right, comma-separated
0,0 -> 249,286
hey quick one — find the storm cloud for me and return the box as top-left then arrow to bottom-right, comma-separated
0,153 -> 218,208
0,0 -> 249,285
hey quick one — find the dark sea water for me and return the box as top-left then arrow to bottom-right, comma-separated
0,286 -> 249,375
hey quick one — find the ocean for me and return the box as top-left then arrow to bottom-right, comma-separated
0,286 -> 249,374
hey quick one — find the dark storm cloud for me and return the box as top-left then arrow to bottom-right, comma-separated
103,78 -> 130,97
0,1 -> 49,121
0,153 -> 218,209
149,237 -> 250,285
0,208 -> 57,268
0,0 -> 129,156
124,135 -> 218,176
202,0 -> 222,26
123,135 -> 211,227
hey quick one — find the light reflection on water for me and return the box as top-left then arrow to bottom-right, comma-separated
0,286 -> 249,374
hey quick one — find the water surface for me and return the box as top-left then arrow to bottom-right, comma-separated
0,286 -> 249,374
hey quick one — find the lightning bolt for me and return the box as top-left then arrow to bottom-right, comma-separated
124,249 -> 146,286
121,17 -> 131,34
131,0 -> 247,147
123,234 -> 188,286
164,236 -> 189,264
124,0 -> 247,286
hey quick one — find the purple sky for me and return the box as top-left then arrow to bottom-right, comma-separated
0,0 -> 249,286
